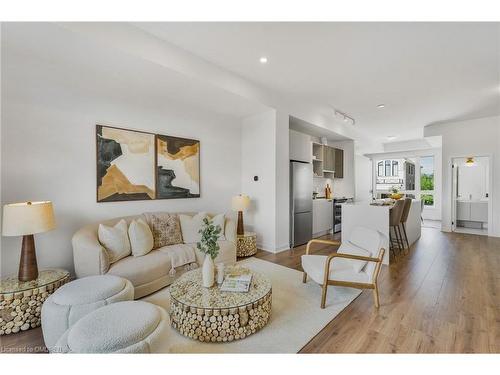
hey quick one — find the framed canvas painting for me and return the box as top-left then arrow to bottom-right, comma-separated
156,134 -> 200,199
96,125 -> 156,202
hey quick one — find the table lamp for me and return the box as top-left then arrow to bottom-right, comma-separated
2,201 -> 56,281
232,194 -> 250,236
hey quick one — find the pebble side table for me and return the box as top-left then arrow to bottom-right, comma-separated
236,231 -> 257,257
0,269 -> 70,335
170,266 -> 271,343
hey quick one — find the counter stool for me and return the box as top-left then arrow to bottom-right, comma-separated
389,199 -> 405,259
399,198 -> 413,253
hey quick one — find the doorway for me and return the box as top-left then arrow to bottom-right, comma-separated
451,156 -> 491,236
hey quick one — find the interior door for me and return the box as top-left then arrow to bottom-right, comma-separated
451,163 -> 458,231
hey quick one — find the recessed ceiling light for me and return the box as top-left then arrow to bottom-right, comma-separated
386,135 -> 397,140
377,104 -> 385,108
259,56 -> 268,64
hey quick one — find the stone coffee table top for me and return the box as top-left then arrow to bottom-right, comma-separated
0,269 -> 69,294
170,266 -> 271,309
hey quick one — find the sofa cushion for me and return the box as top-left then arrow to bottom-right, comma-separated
210,213 -> 226,240
189,240 -> 236,265
301,255 -> 370,285
98,219 -> 131,263
128,218 -> 154,257
107,249 -> 171,287
179,212 -> 207,243
144,212 -> 183,249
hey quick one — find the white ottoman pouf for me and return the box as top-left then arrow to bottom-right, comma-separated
41,275 -> 134,351
54,301 -> 170,353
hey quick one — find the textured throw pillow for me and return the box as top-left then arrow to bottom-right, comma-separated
144,212 -> 183,249
210,213 -> 226,240
179,212 -> 208,244
98,219 -> 131,263
128,218 -> 154,257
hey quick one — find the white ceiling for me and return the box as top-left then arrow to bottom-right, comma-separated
3,23 -> 270,119
134,22 -> 500,142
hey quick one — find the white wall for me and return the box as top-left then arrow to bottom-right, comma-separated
241,110 -> 277,251
1,57 -> 243,278
424,115 -> 500,236
456,157 -> 489,200
275,112 -> 290,251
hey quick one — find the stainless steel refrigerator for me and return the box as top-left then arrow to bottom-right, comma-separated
290,161 -> 313,248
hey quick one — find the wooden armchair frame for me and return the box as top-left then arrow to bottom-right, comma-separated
302,239 -> 386,309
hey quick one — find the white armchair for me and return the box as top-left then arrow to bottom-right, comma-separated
301,227 -> 385,309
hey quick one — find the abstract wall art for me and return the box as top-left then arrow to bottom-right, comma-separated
156,135 -> 200,199
96,125 -> 200,202
96,125 -> 156,202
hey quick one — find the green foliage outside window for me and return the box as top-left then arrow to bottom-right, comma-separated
421,194 -> 434,206
421,173 -> 434,191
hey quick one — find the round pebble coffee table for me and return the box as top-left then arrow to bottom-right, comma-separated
169,266 -> 271,343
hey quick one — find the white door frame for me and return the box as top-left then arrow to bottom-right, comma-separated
450,154 -> 493,236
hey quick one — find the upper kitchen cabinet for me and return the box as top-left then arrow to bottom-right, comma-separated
289,129 -> 312,163
323,145 -> 335,173
334,148 -> 344,178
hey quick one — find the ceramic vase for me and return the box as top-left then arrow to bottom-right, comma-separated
202,255 -> 215,288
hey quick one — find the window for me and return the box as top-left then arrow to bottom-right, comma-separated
385,160 -> 391,176
377,161 -> 384,177
420,156 -> 435,206
392,161 -> 399,176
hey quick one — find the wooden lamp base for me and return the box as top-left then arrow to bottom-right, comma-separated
237,211 -> 245,236
18,234 -> 39,282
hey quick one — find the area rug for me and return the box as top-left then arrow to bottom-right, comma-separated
142,257 -> 361,353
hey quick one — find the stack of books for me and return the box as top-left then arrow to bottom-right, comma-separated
220,274 -> 253,293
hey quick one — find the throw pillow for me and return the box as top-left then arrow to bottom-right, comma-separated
98,219 -> 131,263
144,212 -> 183,249
210,213 -> 226,240
179,212 -> 208,244
128,218 -> 154,257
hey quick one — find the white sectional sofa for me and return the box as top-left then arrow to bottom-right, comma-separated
72,212 -> 237,298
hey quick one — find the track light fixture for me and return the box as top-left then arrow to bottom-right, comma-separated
333,109 -> 355,126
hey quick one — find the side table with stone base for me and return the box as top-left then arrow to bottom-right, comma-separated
236,232 -> 257,257
0,269 -> 70,336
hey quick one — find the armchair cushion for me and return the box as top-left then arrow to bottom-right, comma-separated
337,242 -> 370,273
301,255 -> 370,285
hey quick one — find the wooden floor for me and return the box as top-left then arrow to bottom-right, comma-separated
1,227 -> 499,353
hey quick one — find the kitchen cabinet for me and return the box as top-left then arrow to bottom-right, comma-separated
456,201 -> 470,221
313,199 -> 333,236
334,148 -> 344,178
289,130 -> 312,163
323,146 -> 335,172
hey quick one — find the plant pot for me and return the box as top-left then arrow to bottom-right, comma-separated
202,255 -> 215,288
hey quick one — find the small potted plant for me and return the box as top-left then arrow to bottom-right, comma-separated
197,217 -> 222,288
390,186 -> 403,200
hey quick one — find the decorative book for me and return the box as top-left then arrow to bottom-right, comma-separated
220,274 -> 253,293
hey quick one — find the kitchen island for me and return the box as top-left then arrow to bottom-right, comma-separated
341,200 -> 422,264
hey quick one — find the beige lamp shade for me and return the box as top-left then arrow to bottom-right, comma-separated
2,201 -> 56,236
232,194 -> 250,211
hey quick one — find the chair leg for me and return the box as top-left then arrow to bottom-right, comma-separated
373,284 -> 380,308
320,283 -> 328,309
302,272 -> 307,283
402,223 -> 410,252
396,225 -> 405,253
394,226 -> 403,255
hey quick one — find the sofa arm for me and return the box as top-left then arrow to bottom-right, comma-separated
72,225 -> 110,278
224,217 -> 237,244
